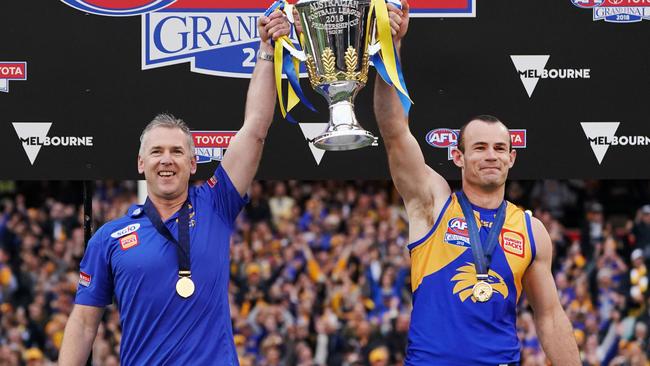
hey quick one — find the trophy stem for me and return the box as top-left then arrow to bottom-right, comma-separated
311,101 -> 376,151
296,0 -> 376,151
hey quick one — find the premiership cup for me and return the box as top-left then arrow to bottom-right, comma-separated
295,0 -> 376,151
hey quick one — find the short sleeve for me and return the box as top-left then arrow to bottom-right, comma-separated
196,165 -> 249,227
75,226 -> 113,307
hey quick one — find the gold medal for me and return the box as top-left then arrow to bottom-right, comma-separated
472,281 -> 493,302
176,276 -> 195,298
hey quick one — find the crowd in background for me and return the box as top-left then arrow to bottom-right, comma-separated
0,179 -> 649,365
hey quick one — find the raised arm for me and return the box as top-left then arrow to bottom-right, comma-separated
58,304 -> 105,365
374,0 -> 450,236
221,11 -> 290,196
523,217 -> 581,366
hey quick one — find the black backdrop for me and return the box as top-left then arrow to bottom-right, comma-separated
1,0 -> 648,180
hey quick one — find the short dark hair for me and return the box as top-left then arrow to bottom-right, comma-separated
457,115 -> 510,153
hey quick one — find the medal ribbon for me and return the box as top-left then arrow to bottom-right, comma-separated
143,198 -> 191,277
457,191 -> 507,279
265,1 -> 315,123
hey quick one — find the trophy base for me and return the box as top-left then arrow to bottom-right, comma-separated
312,129 -> 375,151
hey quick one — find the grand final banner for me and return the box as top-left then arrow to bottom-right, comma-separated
0,0 -> 648,180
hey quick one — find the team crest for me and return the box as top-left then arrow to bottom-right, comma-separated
174,204 -> 197,227
450,263 -> 509,302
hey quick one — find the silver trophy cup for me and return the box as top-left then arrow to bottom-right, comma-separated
296,0 -> 376,151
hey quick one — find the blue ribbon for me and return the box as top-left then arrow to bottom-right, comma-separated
143,198 -> 191,272
283,48 -> 316,113
264,0 -> 283,16
372,46 -> 411,115
456,191 -> 507,277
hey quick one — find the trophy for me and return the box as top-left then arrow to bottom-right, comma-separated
295,0 -> 376,151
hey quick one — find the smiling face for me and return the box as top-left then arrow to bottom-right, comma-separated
137,126 -> 197,203
453,120 -> 516,191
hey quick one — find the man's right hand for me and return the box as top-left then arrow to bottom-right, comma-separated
388,0 -> 410,44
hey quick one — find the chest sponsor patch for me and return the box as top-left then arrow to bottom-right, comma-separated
111,223 -> 140,238
500,229 -> 525,257
119,233 -> 140,250
79,271 -> 91,287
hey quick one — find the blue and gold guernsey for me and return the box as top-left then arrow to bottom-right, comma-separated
406,192 -> 536,366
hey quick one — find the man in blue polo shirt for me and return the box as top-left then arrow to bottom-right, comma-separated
58,11 -> 292,366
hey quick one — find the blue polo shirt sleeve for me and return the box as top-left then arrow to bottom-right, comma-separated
75,226 -> 113,307
198,165 -> 249,227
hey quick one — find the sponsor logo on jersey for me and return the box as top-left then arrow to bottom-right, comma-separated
111,223 -> 141,238
0,62 -> 27,93
501,229 -> 525,257
207,175 -> 217,188
79,271 -> 92,287
445,218 -> 471,247
119,233 -> 140,250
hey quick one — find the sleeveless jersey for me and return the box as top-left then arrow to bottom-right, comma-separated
405,192 -> 536,366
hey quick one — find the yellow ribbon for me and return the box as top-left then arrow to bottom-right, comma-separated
274,34 -> 302,120
274,38 -> 288,119
369,0 -> 412,101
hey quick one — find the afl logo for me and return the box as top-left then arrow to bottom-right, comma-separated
426,129 -> 458,148
447,218 -> 468,236
570,0 -> 604,9
60,0 -> 176,16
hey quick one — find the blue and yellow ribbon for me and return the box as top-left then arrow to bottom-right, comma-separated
265,1 -> 315,123
368,0 -> 412,115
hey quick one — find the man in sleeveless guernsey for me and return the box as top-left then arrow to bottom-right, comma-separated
57,12 -> 292,366
375,2 -> 581,365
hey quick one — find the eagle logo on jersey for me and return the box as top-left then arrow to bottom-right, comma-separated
172,204 -> 196,227
451,263 -> 509,302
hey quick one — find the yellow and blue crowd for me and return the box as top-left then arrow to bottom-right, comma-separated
0,180 -> 648,365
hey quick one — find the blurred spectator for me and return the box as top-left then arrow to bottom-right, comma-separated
633,204 -> 650,263
581,202 -> 605,263
629,249 -> 648,310
530,180 -> 577,220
